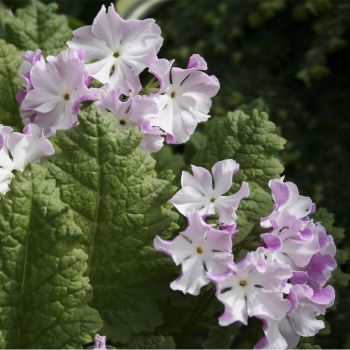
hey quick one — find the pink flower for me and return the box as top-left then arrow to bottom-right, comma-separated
154,210 -> 234,296
214,249 -> 292,326
68,4 -> 162,90
19,48 -> 99,136
261,177 -> 314,230
93,334 -> 107,350
97,85 -> 164,153
306,223 -> 337,287
255,284 -> 335,349
0,124 -> 54,194
261,219 -> 320,269
16,49 -> 45,103
149,55 -> 220,144
170,159 -> 249,225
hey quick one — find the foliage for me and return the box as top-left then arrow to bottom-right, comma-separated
0,40 -> 22,129
0,164 -> 102,347
4,0 -> 71,55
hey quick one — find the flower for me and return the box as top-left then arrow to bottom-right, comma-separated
306,223 -> 337,287
261,219 -> 320,269
214,249 -> 292,326
93,334 -> 107,350
170,159 -> 249,225
255,284 -> 335,349
16,49 -> 45,103
149,54 -> 220,143
68,4 -> 163,90
97,85 -> 164,153
154,210 -> 234,295
260,177 -> 314,230
19,48 -> 99,136
0,124 -> 54,194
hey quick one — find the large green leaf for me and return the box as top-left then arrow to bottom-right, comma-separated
0,39 -> 22,130
44,106 -> 178,345
192,105 -> 286,242
0,164 -> 102,348
4,0 -> 71,55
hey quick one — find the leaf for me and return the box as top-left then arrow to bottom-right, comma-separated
202,324 -> 237,349
125,334 -> 176,349
4,0 -> 71,55
153,144 -> 185,179
192,104 -> 286,242
0,164 -> 102,348
44,105 -> 178,345
0,39 -> 22,130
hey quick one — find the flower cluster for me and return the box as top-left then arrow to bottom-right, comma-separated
0,4 -> 219,195
16,4 -> 219,153
155,161 -> 336,349
256,178 -> 336,349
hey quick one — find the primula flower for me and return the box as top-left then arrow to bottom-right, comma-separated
0,124 -> 54,194
93,334 -> 107,350
255,284 -> 335,349
260,177 -> 314,230
97,86 -> 164,153
149,55 -> 220,143
306,223 -> 337,287
16,49 -> 44,103
154,210 -> 234,295
214,249 -> 292,326
20,48 -> 99,136
170,159 -> 249,225
261,219 -> 320,269
68,4 -> 163,89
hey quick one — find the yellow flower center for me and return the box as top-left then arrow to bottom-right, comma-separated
196,246 -> 204,254
239,280 -> 248,287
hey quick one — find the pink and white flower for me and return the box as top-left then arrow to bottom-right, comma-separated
170,159 -> 249,225
19,48 -> 99,136
154,210 -> 234,296
93,334 -> 107,350
260,177 -> 314,230
255,284 -> 335,349
214,249 -> 292,326
97,85 -> 164,153
261,219 -> 320,269
68,4 -> 162,90
149,55 -> 220,144
16,49 -> 45,103
0,124 -> 54,194
306,223 -> 337,287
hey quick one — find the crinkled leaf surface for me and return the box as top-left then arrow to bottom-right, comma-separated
44,106 -> 178,345
4,0 -> 71,55
0,164 -> 102,348
192,106 -> 286,242
0,39 -> 22,130
126,334 -> 176,349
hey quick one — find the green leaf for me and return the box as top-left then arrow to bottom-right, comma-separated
4,0 -> 71,55
44,106 -> 178,345
0,164 -> 102,348
0,39 -> 22,130
153,144 -> 185,179
125,334 -> 176,349
192,104 -> 286,242
202,324 -> 237,349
